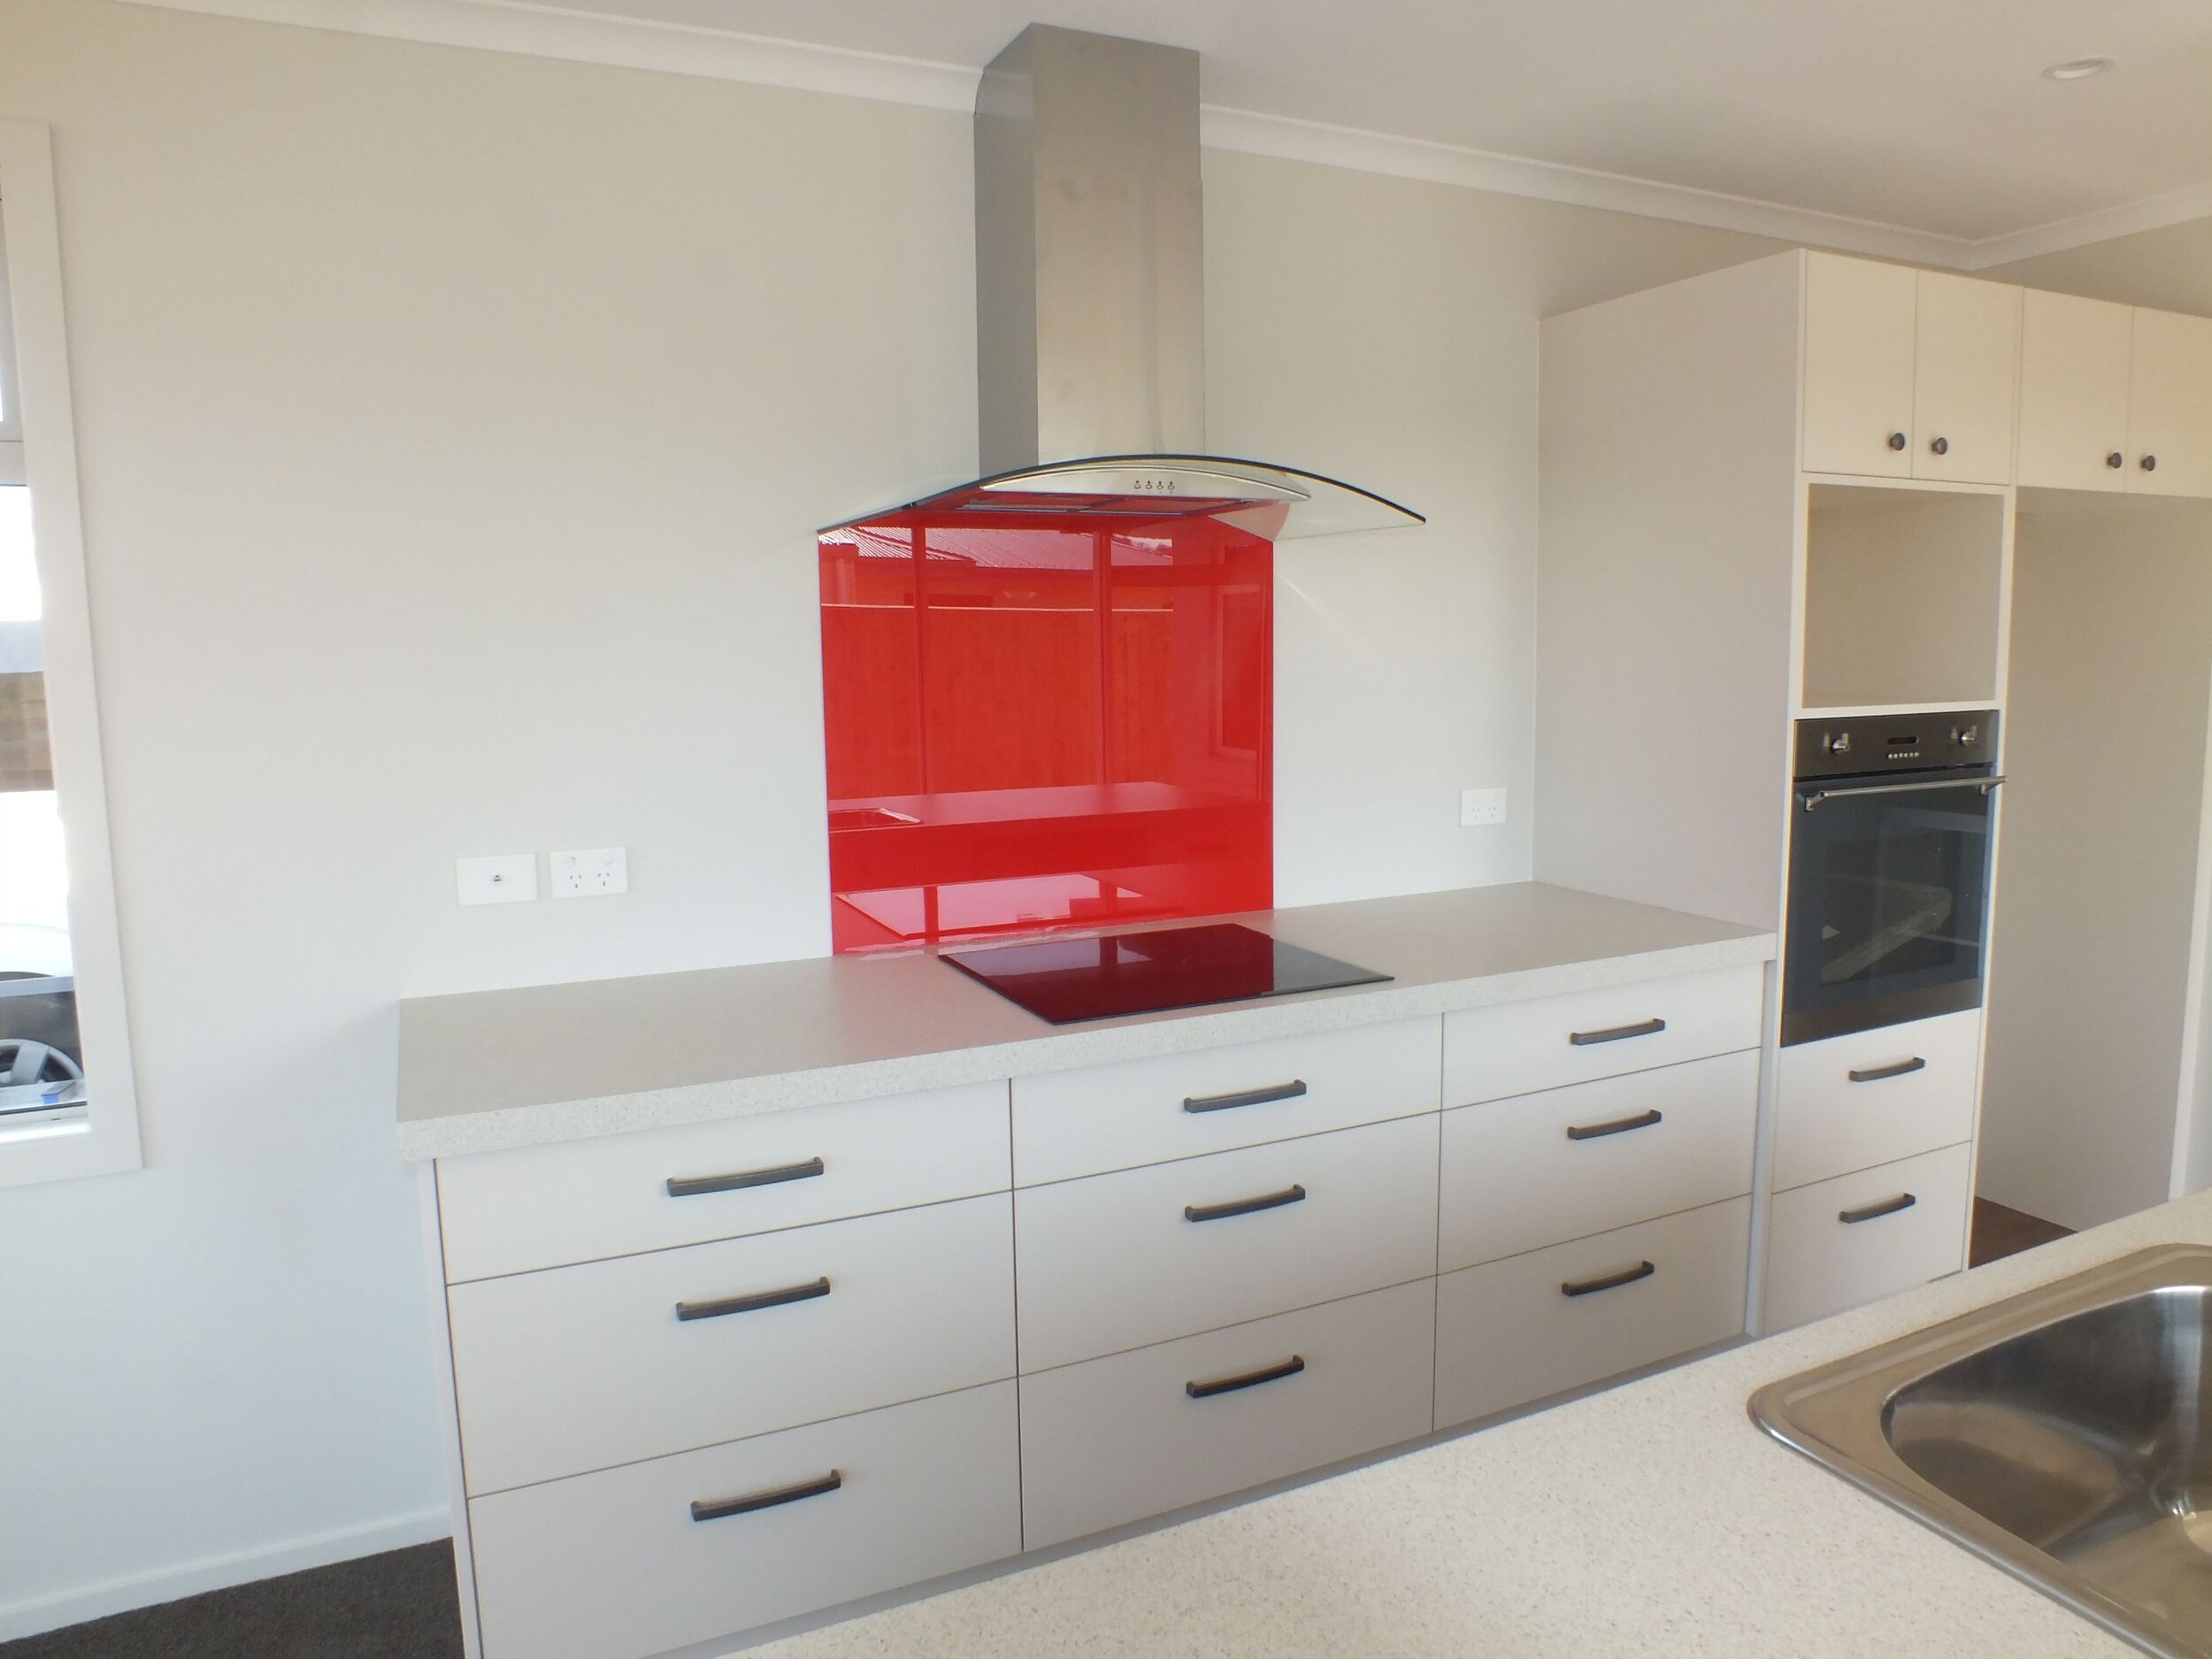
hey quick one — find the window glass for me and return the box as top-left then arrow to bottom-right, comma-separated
0,480 -> 82,1118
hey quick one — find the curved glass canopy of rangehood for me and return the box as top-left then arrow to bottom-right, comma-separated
822,455 -> 1425,541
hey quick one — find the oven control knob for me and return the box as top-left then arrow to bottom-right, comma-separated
1954,724 -> 1980,748
1827,732 -> 1852,756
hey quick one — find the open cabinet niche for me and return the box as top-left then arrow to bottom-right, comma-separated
1978,493 -> 2212,1231
1800,485 -> 2008,712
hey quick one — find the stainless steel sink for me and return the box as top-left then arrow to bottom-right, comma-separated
1751,1244 -> 2212,1657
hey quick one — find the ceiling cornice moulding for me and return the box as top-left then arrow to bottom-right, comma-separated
1962,181 -> 2212,272
124,0 -> 985,109
119,0 -> 2205,273
1195,107 -> 1973,267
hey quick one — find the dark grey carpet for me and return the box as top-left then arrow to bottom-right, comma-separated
0,1542 -> 464,1659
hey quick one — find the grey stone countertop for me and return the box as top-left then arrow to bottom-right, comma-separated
397,881 -> 1772,1160
755,1194 -> 2208,1659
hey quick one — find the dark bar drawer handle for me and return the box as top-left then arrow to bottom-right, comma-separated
1185,1184 -> 1307,1224
1183,1079 -> 1309,1114
676,1276 -> 832,1322
1566,1108 -> 1664,1142
1839,1193 -> 1917,1225
1187,1355 -> 1307,1399
1848,1057 -> 1927,1085
690,1470 -> 842,1523
1569,1018 -> 1667,1048
667,1156 -> 826,1199
1562,1260 -> 1656,1298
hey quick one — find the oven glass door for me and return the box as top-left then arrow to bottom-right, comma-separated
1783,771 -> 1996,1045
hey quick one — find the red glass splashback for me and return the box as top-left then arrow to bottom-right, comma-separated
819,507 -> 1272,953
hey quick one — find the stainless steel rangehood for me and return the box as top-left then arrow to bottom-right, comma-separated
828,25 -> 1422,541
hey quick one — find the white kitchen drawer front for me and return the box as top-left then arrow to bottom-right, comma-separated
1016,1113 -> 1440,1372
1011,1017 -> 1440,1187
1443,964 -> 1763,1107
1763,1141 -> 1972,1333
435,1080 -> 1009,1283
1439,1050 -> 1758,1271
449,1194 -> 1014,1495
1434,1196 -> 1750,1428
1771,1010 -> 1982,1193
1018,1279 -> 1435,1548
468,1380 -> 1020,1659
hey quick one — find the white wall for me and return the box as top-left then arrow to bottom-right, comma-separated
0,0 -> 1798,1632
1979,495 -> 2212,1231
1986,217 -> 2212,319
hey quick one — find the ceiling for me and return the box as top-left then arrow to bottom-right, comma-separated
135,0 -> 2212,264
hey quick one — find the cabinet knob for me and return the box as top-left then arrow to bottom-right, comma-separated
1886,432 -> 1909,452
2142,454 -> 2159,472
2108,451 -> 2125,469
1929,436 -> 1949,457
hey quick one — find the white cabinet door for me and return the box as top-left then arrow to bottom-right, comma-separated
1439,1050 -> 1757,1271
1910,273 -> 2018,484
1763,1141 -> 1972,1332
1771,1010 -> 1981,1193
1014,1113 -> 1439,1372
2016,289 -> 2134,492
2127,307 -> 2212,498
468,1382 -> 1021,1659
1017,1279 -> 1435,1549
1434,1196 -> 1750,1428
1802,253 -> 1917,478
449,1194 -> 1016,1495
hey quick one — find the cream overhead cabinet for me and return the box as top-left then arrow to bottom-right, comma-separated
421,959 -> 1770,1659
1801,254 -> 2021,486
2016,289 -> 2212,497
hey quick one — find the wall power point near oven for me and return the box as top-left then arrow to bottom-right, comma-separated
1460,787 -> 1508,828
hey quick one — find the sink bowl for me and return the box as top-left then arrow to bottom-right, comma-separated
1751,1244 -> 2212,1657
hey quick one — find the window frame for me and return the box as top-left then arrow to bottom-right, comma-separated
0,119 -> 143,1185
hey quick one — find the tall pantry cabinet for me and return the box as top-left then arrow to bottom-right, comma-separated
1534,250 -> 2018,1333
1535,248 -> 2212,1333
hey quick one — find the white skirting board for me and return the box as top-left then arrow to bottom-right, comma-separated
0,1508 -> 451,1643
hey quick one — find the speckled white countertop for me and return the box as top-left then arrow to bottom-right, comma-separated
397,881 -> 1771,1160
749,1195 -> 2212,1659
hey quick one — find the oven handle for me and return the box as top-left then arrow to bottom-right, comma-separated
1799,774 -> 2005,812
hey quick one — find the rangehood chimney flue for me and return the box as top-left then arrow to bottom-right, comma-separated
974,26 -> 1207,473
823,23 -> 1423,541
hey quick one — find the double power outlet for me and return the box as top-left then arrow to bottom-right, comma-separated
1459,787 -> 1509,828
457,848 -> 628,905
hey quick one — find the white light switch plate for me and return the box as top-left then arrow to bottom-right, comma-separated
551,847 -> 628,897
457,853 -> 538,905
1460,787 -> 1508,828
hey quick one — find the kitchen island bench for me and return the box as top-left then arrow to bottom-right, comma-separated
398,880 -> 1789,1659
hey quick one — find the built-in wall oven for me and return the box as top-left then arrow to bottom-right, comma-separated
1782,710 -> 2002,1047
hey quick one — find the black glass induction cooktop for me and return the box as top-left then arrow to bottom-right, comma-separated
941,922 -> 1391,1025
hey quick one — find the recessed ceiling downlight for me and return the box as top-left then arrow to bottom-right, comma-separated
2043,57 -> 2114,80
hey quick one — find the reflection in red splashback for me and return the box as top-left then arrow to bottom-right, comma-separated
819,509 -> 1272,952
